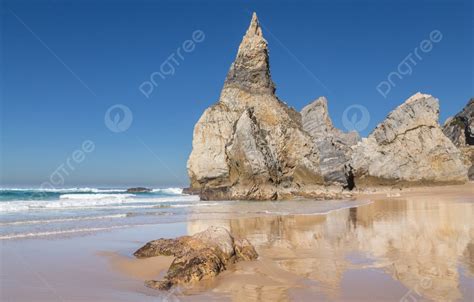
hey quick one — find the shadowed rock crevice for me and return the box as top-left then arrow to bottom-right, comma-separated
443,98 -> 474,146
443,98 -> 474,179
301,97 -> 360,188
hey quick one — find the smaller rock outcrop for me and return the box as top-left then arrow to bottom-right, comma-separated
134,226 -> 258,290
351,92 -> 468,185
181,187 -> 200,195
301,97 -> 360,188
443,98 -> 474,146
443,98 -> 474,179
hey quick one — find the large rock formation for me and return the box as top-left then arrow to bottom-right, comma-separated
301,97 -> 360,188
351,93 -> 468,185
443,98 -> 474,179
187,13 -> 329,200
134,226 -> 258,290
187,13 -> 469,200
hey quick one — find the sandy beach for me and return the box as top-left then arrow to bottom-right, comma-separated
1,183 -> 473,301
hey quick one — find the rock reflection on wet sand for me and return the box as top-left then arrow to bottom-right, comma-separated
186,188 -> 474,301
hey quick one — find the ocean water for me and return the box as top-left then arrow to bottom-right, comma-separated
0,187 -> 368,240
0,187 -> 203,240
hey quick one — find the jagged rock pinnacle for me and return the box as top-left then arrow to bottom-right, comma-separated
223,12 -> 275,94
246,12 -> 263,37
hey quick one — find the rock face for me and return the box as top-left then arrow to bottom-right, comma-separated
187,13 -> 328,200
443,98 -> 474,180
301,97 -> 360,188
351,93 -> 468,185
134,226 -> 258,290
443,98 -> 474,146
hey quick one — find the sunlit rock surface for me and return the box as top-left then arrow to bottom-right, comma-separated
351,92 -> 468,185
187,13 -> 328,200
134,226 -> 257,290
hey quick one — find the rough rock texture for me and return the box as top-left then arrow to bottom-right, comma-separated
463,148 -> 474,180
301,97 -> 360,188
443,98 -> 474,146
351,93 -> 468,185
187,13 -> 328,200
443,98 -> 474,179
134,226 -> 258,290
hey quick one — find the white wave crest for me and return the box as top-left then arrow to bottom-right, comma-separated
0,214 -> 127,226
0,195 -> 200,212
0,187 -> 128,193
152,188 -> 183,195
0,224 -> 149,240
59,193 -> 135,200
170,202 -> 219,208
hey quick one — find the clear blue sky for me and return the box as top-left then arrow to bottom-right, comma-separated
1,0 -> 472,187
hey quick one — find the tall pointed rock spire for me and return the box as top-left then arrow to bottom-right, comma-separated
223,12 -> 275,94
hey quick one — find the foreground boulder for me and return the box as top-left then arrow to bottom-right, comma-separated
301,97 -> 360,188
443,98 -> 474,179
134,226 -> 258,290
351,93 -> 468,185
187,13 -> 327,200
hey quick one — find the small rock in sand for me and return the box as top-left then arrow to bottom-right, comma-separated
134,226 -> 258,290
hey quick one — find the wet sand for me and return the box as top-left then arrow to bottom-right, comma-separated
1,183 -> 473,301
100,251 -> 174,280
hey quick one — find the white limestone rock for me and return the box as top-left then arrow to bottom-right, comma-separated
351,93 -> 468,185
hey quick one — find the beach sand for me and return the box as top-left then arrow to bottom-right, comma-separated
1,183 -> 473,301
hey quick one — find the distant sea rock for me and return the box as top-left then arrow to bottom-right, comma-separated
351,93 -> 468,185
187,13 -> 469,200
443,98 -> 474,179
126,187 -> 151,193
